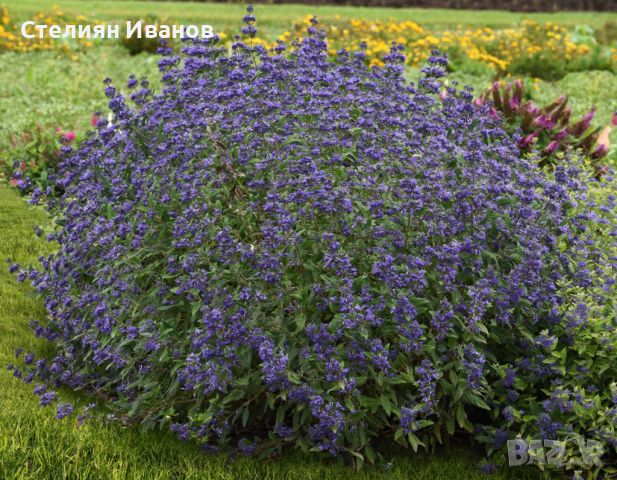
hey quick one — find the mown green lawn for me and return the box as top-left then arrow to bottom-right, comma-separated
0,185 -> 547,478
3,0 -> 617,29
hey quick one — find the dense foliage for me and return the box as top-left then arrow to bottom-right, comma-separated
597,20 -> 617,46
1,124 -> 75,197
9,9 -> 617,474
120,15 -> 176,55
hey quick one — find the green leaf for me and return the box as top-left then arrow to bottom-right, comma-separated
407,433 -> 424,452
222,389 -> 245,404
465,393 -> 491,410
456,404 -> 466,428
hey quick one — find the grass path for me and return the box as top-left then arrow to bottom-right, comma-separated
0,184 -> 546,479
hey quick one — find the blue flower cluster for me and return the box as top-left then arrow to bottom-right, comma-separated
10,8 -> 617,470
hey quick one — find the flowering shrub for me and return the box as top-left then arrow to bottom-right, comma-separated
1,124 -> 75,197
477,80 -> 612,175
9,9 -> 617,474
278,17 -> 616,77
0,5 -> 96,55
502,21 -> 614,80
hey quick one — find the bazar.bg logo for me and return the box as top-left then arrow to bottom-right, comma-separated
507,435 -> 604,467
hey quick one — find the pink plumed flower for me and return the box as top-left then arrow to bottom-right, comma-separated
543,140 -> 559,155
579,108 -> 596,131
591,144 -> 608,160
612,112 -> 617,126
63,131 -> 76,143
519,132 -> 539,148
534,114 -> 555,130
525,103 -> 540,117
513,79 -> 523,92
91,113 -> 100,127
